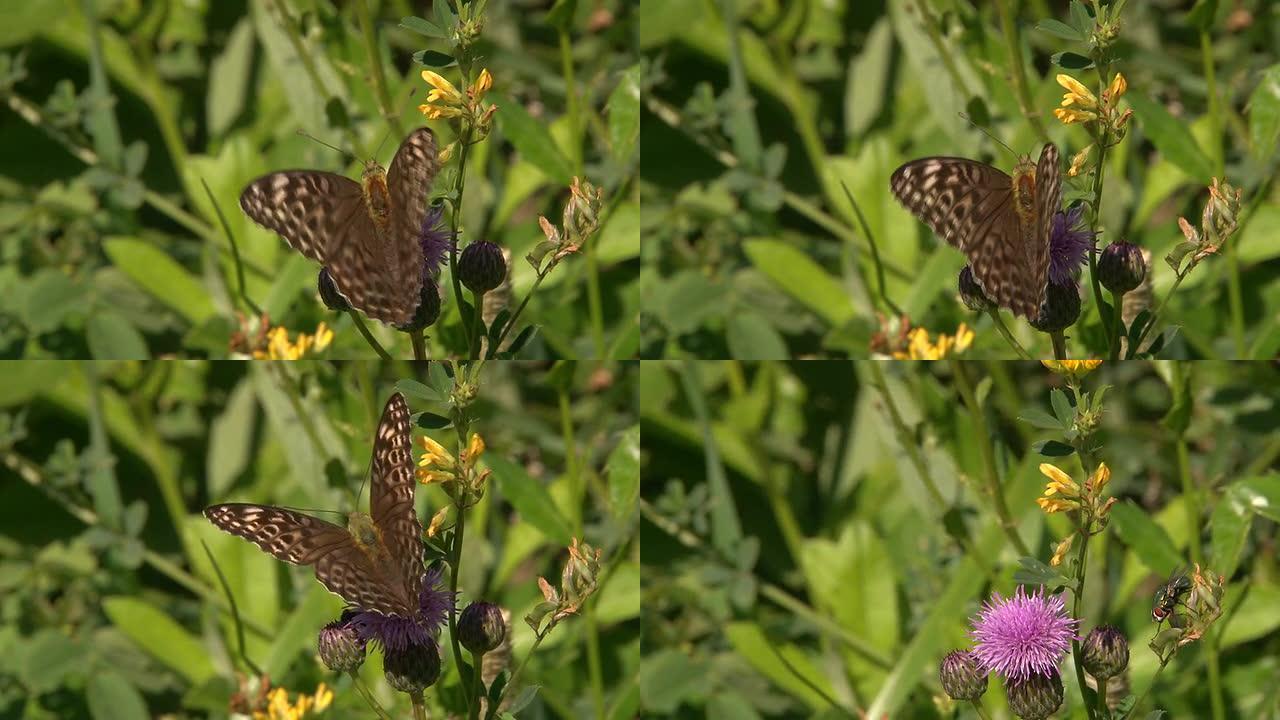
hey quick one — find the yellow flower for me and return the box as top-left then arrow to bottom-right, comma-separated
1105,72 -> 1127,101
312,322 -> 333,351
427,505 -> 450,537
1037,495 -> 1080,513
1041,360 -> 1102,378
251,324 -> 331,360
252,685 -> 331,720
418,103 -> 463,119
417,435 -> 454,469
421,70 -> 462,104
1050,534 -> 1075,566
1086,462 -> 1110,494
470,68 -> 492,98
463,432 -> 485,465
1039,463 -> 1081,497
1056,74 -> 1097,108
891,324 -> 973,360
1068,146 -> 1091,177
1054,107 -> 1098,124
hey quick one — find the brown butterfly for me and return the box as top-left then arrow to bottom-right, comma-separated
205,393 -> 424,616
890,143 -> 1061,318
239,128 -> 441,327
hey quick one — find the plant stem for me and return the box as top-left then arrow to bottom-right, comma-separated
985,308 -> 1033,358
949,359 -> 1030,556
468,290 -> 485,359
1108,291 -> 1125,360
1050,330 -> 1067,359
468,650 -> 485,720
1097,676 -> 1109,718
356,0 -> 404,137
349,673 -> 393,720
448,509 -> 473,717
449,129 -> 475,352
490,269 -> 550,355
348,311 -> 393,359
1132,270 -> 1189,355
1124,653 -> 1173,719
485,632 -> 548,720
410,691 -> 427,720
970,699 -> 993,720
1071,528 -> 1098,720
410,330 -> 428,361
996,0 -> 1047,140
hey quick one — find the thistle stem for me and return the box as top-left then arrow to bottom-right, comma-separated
448,509 -> 473,716
349,673 -> 393,720
348,310 -> 392,359
1108,291 -> 1124,360
1050,330 -> 1067,359
985,308 -> 1033,359
468,290 -> 486,359
970,700 -> 993,720
1070,527 -> 1098,720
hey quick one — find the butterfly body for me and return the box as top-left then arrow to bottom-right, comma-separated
890,143 -> 1061,319
205,394 -> 424,618
240,129 -> 441,326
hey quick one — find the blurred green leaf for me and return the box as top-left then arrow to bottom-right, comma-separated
486,454 -> 574,544
1209,487 -> 1250,579
207,18 -> 254,138
103,237 -> 216,324
86,311 -> 150,359
1218,582 -> 1280,649
23,269 -> 82,333
1235,475 -> 1280,523
102,597 -> 216,684
1036,19 -> 1084,41
1128,93 -> 1215,181
726,312 -> 788,359
206,380 -> 256,499
400,16 -> 443,37
639,648 -> 702,712
743,239 -> 854,327
723,623 -> 833,711
607,65 -> 640,164
87,671 -> 149,720
1019,406 -> 1067,430
19,629 -> 81,693
1110,501 -> 1183,574
1248,65 -> 1280,162
1032,439 -> 1076,457
606,425 -> 639,521
495,95 -> 574,184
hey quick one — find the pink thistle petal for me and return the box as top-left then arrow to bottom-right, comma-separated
969,585 -> 1080,681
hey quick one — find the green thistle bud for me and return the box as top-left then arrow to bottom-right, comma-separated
383,642 -> 442,694
317,618 -> 365,673
458,601 -> 507,654
1006,672 -> 1064,720
1098,241 -> 1146,294
958,266 -> 994,312
939,650 -> 987,701
458,241 -> 506,294
1082,624 -> 1129,680
1029,279 -> 1081,333
317,268 -> 351,312
396,277 -> 442,332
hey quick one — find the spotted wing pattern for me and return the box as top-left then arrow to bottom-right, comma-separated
367,393 -> 425,605
239,127 -> 440,326
889,143 -> 1061,319
204,503 -> 416,616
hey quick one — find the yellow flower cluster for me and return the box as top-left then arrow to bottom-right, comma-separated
251,684 -> 332,720
1041,360 -> 1102,379
416,432 -> 490,515
891,323 -> 974,360
1054,72 -> 1130,128
252,323 -> 333,360
1037,462 -> 1118,565
419,68 -> 498,143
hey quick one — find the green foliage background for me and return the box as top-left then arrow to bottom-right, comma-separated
0,0 -> 639,359
640,360 -> 1280,717
0,360 -> 639,719
639,0 -> 1280,359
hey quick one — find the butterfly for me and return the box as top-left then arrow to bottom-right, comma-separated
890,143 -> 1061,319
205,393 -> 425,617
239,128 -> 441,327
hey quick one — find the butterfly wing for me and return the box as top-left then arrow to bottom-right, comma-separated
890,155 -> 1047,318
382,128 -> 442,319
368,393 -> 426,606
205,503 -> 416,616
1026,143 -> 1062,314
239,171 -> 366,266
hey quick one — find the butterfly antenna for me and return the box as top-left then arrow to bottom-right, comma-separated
296,129 -> 355,164
957,112 -> 1018,159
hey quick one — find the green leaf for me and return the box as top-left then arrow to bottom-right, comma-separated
723,623 -> 834,711
103,237 -> 216,324
1109,501 -> 1183,574
206,380 -> 256,498
1219,582 -> 1280,649
87,310 -> 150,359
206,18 -> 254,137
1209,487 -> 1250,579
413,49 -> 454,67
606,426 -> 639,521
1161,367 -> 1192,435
1050,388 -> 1075,427
505,685 -> 541,714
1036,18 -> 1083,41
1012,557 -> 1071,589
415,412 -> 451,429
1052,51 -> 1095,69
102,596 -> 216,683
495,95 -> 574,184
708,693 -> 763,720
396,378 -> 443,404
726,312 -> 788,359
400,15 -> 443,37
1032,439 -> 1076,457
1247,65 -> 1280,162
1236,475 -> 1280,523
1019,406 -> 1067,430
19,629 -> 81,693
639,648 -> 703,712
1127,93 -> 1215,181
607,65 -> 640,164
23,269 -> 82,333
743,239 -> 854,326
1069,0 -> 1093,35
87,671 -> 149,720
486,455 -> 573,544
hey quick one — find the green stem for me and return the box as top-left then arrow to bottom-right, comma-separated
1132,271 -> 1189,355
489,270 -> 550,356
1050,330 -> 1067,359
348,310 -> 393,359
949,359 -> 1030,556
410,691 -> 427,720
448,509 -> 473,716
449,128 -> 476,352
996,0 -> 1047,140
486,633 -> 548,720
410,330 -> 427,361
356,0 -> 404,137
985,308 -> 1033,359
1071,527 -> 1098,720
1086,135 -> 1113,347
1108,291 -> 1125,360
349,672 -> 393,720
1097,676 -> 1109,718
468,651 -> 486,720
1124,654 -> 1173,719
970,699 -> 993,720
468,290 -> 485,359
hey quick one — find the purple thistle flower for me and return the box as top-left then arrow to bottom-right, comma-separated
418,205 -> 453,279
349,565 -> 456,653
1048,204 -> 1095,286
969,586 -> 1079,681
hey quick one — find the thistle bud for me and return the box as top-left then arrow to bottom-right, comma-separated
939,650 -> 987,701
1098,242 -> 1146,294
1006,672 -> 1064,720
383,642 -> 442,694
958,266 -> 994,312
1081,625 -> 1129,680
1029,279 -> 1081,333
317,617 -> 365,673
396,276 -> 442,332
458,241 -> 507,294
458,601 -> 507,654
317,268 -> 351,312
